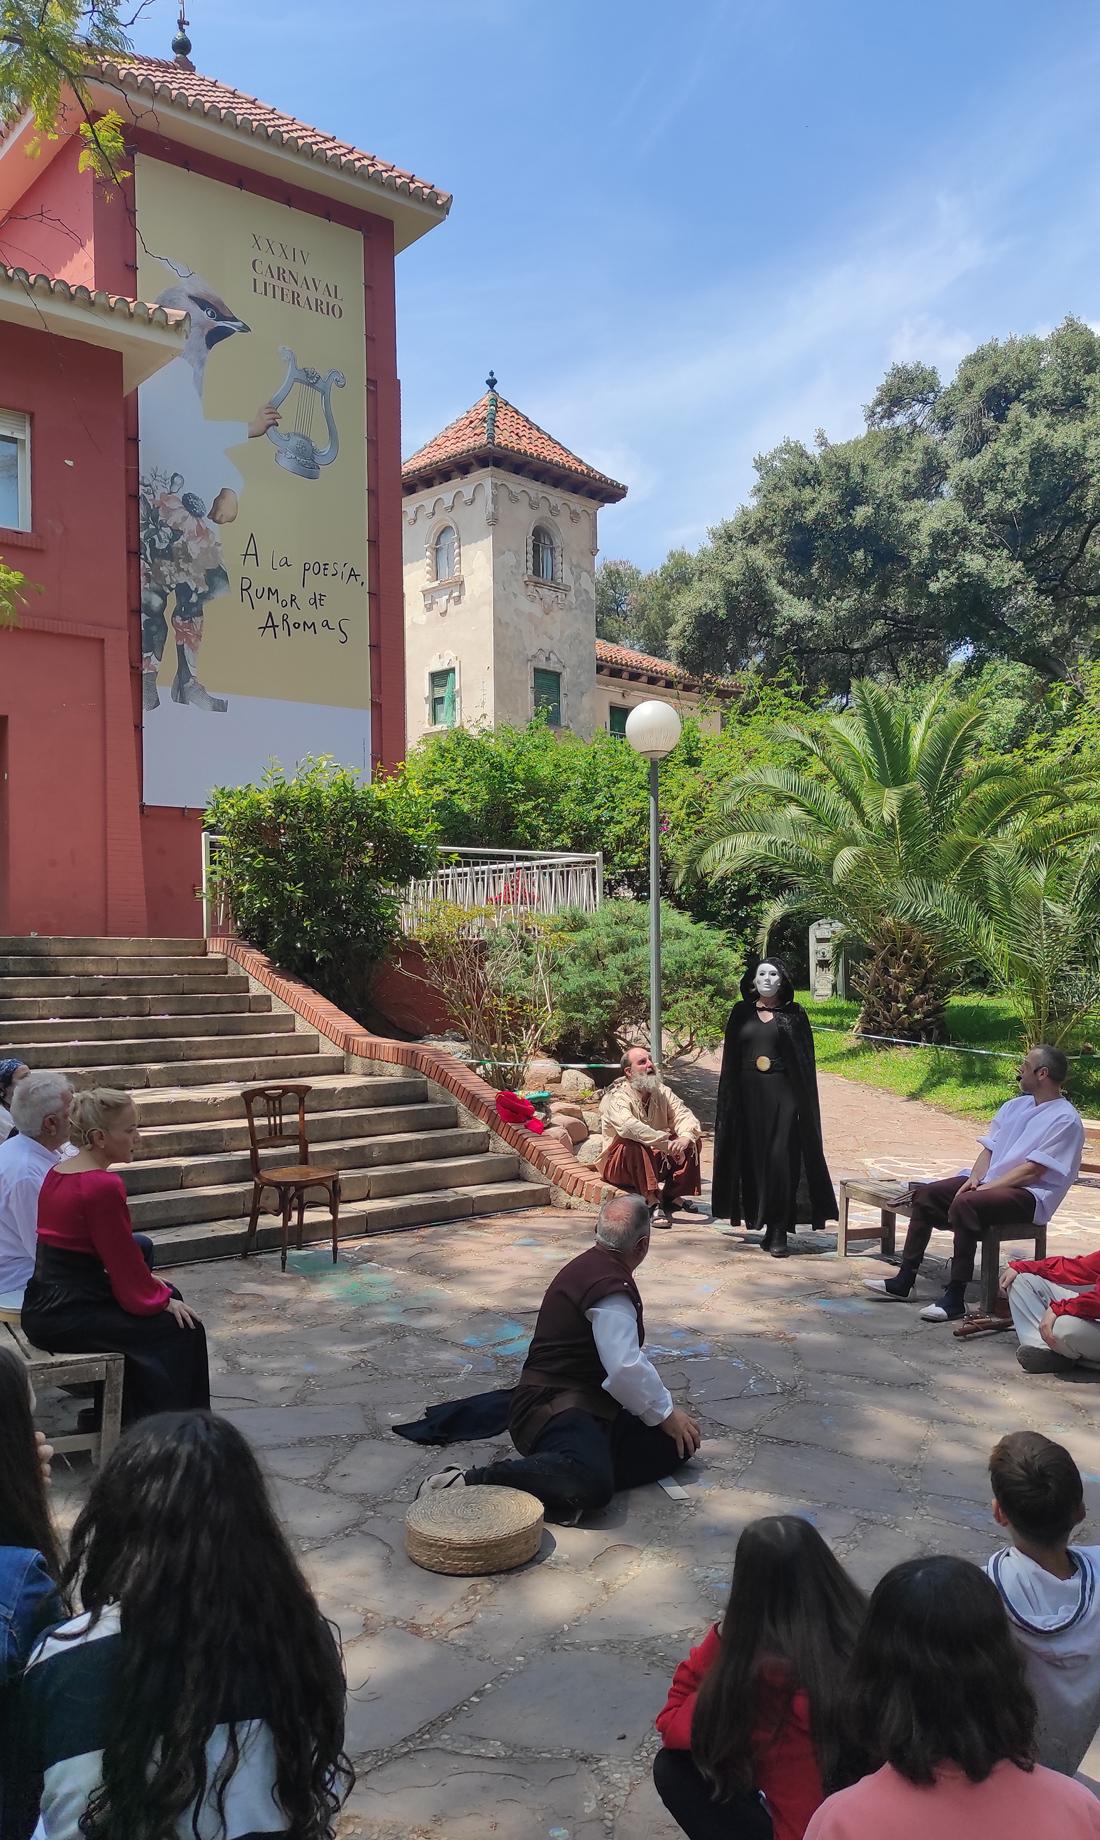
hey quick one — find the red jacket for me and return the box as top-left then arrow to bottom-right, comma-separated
656,1624 -> 825,1840
1009,1249 -> 1100,1320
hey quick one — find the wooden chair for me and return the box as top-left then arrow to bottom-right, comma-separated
241,1083 -> 341,1270
3,1320 -> 123,1466
837,1176 -> 1048,1315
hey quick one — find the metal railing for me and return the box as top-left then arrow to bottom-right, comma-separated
201,836 -> 604,940
200,832 -> 235,940
402,847 -> 603,926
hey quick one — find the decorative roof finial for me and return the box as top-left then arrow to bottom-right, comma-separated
486,370 -> 498,394
172,3 -> 194,69
485,370 -> 498,444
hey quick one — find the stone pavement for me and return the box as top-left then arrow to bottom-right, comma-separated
42,1076 -> 1100,1840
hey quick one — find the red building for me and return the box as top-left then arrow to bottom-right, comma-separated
0,48 -> 449,936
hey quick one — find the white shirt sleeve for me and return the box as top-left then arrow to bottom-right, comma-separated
978,1099 -> 1014,1154
586,1293 -> 674,1426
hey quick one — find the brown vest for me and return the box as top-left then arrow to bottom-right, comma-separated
508,1245 -> 645,1451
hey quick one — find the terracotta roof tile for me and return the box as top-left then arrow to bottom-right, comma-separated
403,389 -> 627,503
90,55 -> 451,211
595,637 -> 739,695
0,261 -> 188,328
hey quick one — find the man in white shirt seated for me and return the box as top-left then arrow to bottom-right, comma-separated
0,1070 -> 76,1312
599,1047 -> 707,1225
418,1194 -> 702,1521
866,1044 -> 1085,1324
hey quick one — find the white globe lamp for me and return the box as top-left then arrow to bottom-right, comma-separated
625,699 -> 681,1068
625,699 -> 682,761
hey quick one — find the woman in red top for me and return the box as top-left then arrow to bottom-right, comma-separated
654,1516 -> 865,1840
21,1089 -> 209,1424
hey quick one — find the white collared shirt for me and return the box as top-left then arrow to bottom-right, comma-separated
585,1293 -> 673,1425
0,1135 -> 72,1294
979,1095 -> 1085,1225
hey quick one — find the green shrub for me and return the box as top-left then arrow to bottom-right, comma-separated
406,901 -> 560,1089
206,756 -> 435,1017
548,900 -> 742,1059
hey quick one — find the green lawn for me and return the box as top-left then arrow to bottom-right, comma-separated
800,991 -> 1100,1123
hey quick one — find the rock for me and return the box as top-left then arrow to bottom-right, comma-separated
525,1058 -> 562,1087
582,1109 -> 603,1131
575,1136 -> 603,1167
552,1116 -> 588,1146
561,1069 -> 597,1099
540,1124 -> 575,1154
548,1101 -> 585,1122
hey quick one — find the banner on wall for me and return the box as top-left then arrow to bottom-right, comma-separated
135,156 -> 370,807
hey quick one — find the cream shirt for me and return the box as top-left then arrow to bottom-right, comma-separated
599,1077 -> 702,1155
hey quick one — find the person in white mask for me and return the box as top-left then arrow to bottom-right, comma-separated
985,1430 -> 1100,1777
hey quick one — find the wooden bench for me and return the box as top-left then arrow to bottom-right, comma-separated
1,1319 -> 123,1466
838,1177 -> 1048,1316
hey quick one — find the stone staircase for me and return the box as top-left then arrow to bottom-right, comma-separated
0,937 -> 550,1263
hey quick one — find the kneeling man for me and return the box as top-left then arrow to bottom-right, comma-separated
421,1194 -> 701,1520
866,1045 -> 1085,1322
599,1047 -> 706,1224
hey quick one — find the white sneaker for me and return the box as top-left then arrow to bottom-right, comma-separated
863,1279 -> 910,1299
919,1303 -> 950,1322
416,1465 -> 467,1498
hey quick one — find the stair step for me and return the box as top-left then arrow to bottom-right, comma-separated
128,1075 -> 429,1127
6,1029 -> 311,1069
150,1181 -> 554,1263
0,974 -> 251,999
71,1049 -> 346,1090
0,955 -> 229,978
123,1126 -> 490,1193
0,937 -> 206,956
133,1101 -> 459,1161
126,1152 -> 519,1228
3,1011 -> 287,1045
0,992 -> 269,1021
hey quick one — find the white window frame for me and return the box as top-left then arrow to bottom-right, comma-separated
0,409 -> 31,532
431,522 -> 460,583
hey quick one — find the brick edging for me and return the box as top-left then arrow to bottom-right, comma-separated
217,938 -> 611,1208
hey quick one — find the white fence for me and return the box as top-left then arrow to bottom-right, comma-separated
402,847 -> 603,927
201,836 -> 603,939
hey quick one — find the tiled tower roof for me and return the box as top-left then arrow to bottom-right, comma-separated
403,378 -> 627,504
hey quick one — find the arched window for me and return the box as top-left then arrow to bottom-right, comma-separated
433,525 -> 457,580
531,525 -> 556,582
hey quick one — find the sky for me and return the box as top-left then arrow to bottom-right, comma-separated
130,0 -> 1100,568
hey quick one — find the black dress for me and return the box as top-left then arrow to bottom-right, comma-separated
711,961 -> 837,1234
736,1011 -> 802,1234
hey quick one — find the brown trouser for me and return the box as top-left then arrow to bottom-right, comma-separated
900,1174 -> 1036,1286
597,1137 -> 701,1208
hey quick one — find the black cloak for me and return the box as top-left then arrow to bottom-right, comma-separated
711,958 -> 837,1227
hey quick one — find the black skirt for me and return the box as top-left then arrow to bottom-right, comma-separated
21,1245 -> 210,1424
738,1014 -> 802,1232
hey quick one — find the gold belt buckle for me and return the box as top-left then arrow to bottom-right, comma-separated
756,1054 -> 771,1072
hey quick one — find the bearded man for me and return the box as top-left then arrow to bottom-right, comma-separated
598,1046 -> 706,1225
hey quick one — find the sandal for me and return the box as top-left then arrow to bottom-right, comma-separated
953,1303 -> 1014,1339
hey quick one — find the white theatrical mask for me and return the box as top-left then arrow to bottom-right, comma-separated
754,961 -> 783,1002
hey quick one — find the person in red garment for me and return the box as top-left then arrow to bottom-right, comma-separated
20,1089 -> 209,1424
1002,1241 -> 1100,1374
654,1517 -> 865,1840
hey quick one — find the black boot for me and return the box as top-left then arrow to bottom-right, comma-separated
761,1224 -> 789,1258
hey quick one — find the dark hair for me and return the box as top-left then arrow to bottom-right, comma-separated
691,1515 -> 866,1801
1032,1043 -> 1069,1084
62,1411 -> 352,1840
0,1346 -> 63,1580
849,1556 -> 1036,1785
990,1430 -> 1084,1546
739,957 -> 795,1007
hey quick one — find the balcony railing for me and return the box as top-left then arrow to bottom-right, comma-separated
402,847 -> 603,927
201,836 -> 604,940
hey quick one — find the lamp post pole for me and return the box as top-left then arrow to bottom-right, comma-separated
625,699 -> 682,1073
648,757 -> 661,1068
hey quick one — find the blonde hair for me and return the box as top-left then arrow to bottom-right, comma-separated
69,1087 -> 135,1149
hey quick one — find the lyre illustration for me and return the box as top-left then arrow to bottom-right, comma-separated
265,347 -> 345,479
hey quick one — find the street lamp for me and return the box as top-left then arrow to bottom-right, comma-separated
625,699 -> 682,1069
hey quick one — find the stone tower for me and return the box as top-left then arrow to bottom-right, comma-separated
401,376 -> 627,745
